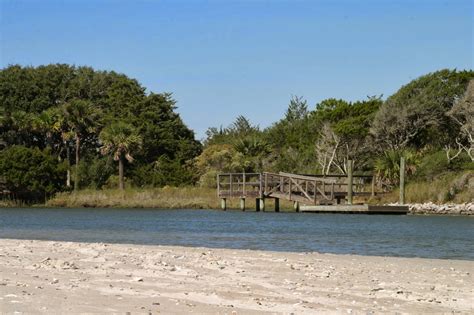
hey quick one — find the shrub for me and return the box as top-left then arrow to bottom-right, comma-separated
0,145 -> 66,202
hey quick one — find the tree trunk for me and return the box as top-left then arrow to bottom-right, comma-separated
74,135 -> 80,191
118,154 -> 124,190
66,142 -> 71,188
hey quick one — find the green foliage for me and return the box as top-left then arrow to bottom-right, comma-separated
132,93 -> 201,164
374,150 -> 419,187
0,146 -> 65,201
76,156 -> 115,189
285,95 -> 308,121
195,144 -> 239,187
0,64 -> 201,194
99,121 -> 143,190
204,115 -> 259,146
415,150 -> 474,180
372,69 -> 474,150
2,64 -> 473,200
99,121 -> 142,162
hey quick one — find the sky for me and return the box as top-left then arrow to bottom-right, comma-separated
1,0 -> 473,139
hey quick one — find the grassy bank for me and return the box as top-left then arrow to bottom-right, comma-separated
375,170 -> 474,204
21,170 -> 474,209
47,186 -> 296,210
0,200 -> 22,207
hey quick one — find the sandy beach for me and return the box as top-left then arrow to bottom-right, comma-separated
0,239 -> 472,314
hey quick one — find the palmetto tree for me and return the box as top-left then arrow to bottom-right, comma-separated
62,99 -> 101,191
374,150 -> 419,189
99,121 -> 142,190
32,108 -> 62,150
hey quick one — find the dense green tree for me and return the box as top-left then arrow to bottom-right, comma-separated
285,95 -> 308,121
0,146 -> 65,201
371,69 -> 474,150
0,64 -> 201,195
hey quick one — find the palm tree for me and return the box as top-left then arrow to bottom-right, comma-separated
32,108 -> 62,150
374,150 -> 419,189
62,99 -> 101,191
99,121 -> 142,190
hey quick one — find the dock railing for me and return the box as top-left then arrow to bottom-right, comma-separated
217,173 -> 262,198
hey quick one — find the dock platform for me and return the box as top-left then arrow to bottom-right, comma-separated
300,204 -> 408,214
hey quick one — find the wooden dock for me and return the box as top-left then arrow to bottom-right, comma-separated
300,204 -> 408,214
217,168 -> 408,214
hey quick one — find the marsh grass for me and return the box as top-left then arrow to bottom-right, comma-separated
376,171 -> 473,204
47,186 -> 296,210
0,199 -> 22,207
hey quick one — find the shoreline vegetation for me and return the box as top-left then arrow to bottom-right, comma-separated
1,238 -> 473,313
43,170 -> 474,215
2,171 -> 472,215
1,65 -> 473,207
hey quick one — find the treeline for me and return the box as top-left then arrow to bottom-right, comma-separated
0,65 -> 473,202
0,64 -> 201,201
197,69 -> 474,189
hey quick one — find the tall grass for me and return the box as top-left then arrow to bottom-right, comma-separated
47,186 -> 296,210
0,199 -> 23,207
377,171 -> 473,204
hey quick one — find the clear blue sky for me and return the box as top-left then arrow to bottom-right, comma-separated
1,0 -> 473,139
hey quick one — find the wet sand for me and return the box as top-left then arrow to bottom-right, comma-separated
0,239 -> 472,313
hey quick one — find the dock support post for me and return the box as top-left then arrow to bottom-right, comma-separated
256,198 -> 260,212
275,198 -> 280,212
371,175 -> 375,198
347,160 -> 353,205
400,157 -> 405,205
259,198 -> 265,212
221,198 -> 227,211
240,198 -> 246,211
293,201 -> 300,212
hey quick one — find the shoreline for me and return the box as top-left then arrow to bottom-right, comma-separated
406,202 -> 474,215
2,201 -> 474,216
0,239 -> 473,313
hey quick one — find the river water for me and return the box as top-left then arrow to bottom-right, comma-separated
0,208 -> 473,260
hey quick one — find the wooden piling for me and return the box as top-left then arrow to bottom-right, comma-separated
371,175 -> 375,198
259,198 -> 266,212
256,198 -> 260,212
275,198 -> 280,212
221,198 -> 227,211
400,157 -> 405,205
240,198 -> 246,211
347,160 -> 353,205
294,201 -> 300,212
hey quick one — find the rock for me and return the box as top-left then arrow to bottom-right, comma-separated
407,202 -> 474,215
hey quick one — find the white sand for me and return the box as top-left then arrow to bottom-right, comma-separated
0,238 -> 472,313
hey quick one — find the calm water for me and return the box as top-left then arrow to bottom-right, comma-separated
0,208 -> 473,260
